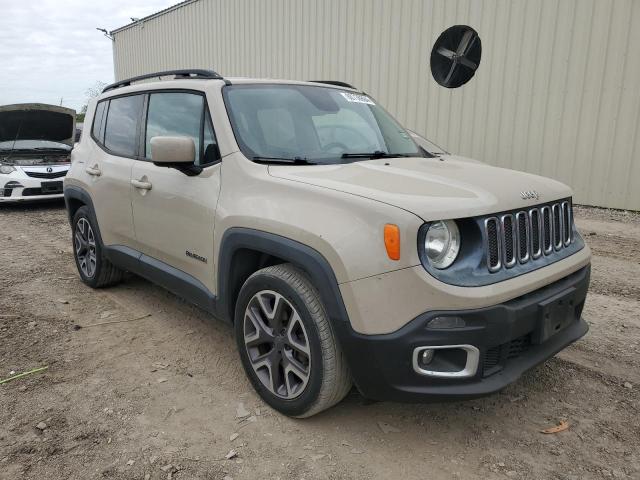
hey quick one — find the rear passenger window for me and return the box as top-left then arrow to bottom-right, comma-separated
104,95 -> 144,157
91,101 -> 107,142
145,92 -> 215,165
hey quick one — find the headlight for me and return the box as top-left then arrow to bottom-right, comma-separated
0,165 -> 16,174
423,220 -> 460,269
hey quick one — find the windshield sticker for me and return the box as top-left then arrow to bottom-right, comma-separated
340,92 -> 375,105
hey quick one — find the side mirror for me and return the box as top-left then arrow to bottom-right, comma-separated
150,136 -> 195,164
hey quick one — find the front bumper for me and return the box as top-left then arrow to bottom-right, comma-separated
1,166 -> 67,202
335,265 -> 590,402
0,191 -> 64,203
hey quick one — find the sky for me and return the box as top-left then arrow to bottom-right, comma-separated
0,0 -> 179,112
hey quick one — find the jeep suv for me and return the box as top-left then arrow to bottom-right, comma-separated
64,70 -> 591,417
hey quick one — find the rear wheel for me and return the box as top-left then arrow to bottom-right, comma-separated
72,206 -> 123,288
234,264 -> 351,417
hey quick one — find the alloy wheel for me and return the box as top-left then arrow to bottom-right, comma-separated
74,218 -> 97,278
243,290 -> 311,399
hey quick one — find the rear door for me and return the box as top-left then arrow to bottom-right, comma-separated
87,94 -> 144,247
130,91 -> 221,293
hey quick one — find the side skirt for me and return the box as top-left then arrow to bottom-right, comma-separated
104,245 -> 219,317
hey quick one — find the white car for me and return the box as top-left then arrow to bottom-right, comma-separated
0,103 -> 75,202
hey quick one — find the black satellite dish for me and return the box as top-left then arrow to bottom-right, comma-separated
430,25 -> 482,88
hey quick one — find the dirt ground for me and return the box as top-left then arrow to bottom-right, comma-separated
0,202 -> 638,480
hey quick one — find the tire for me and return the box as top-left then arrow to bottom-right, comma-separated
234,264 -> 352,417
72,206 -> 124,288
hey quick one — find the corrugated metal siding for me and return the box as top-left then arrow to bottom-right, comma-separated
113,0 -> 640,210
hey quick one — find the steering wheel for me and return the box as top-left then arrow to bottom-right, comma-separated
322,142 -> 350,153
319,125 -> 374,153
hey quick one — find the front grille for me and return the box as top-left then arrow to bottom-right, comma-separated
483,346 -> 501,371
542,206 -> 552,254
483,333 -> 532,376
502,215 -> 516,267
506,334 -> 531,358
516,211 -> 529,262
24,170 -> 67,179
552,203 -> 562,249
485,218 -> 501,272
562,201 -> 571,245
484,201 -> 573,273
530,209 -> 541,258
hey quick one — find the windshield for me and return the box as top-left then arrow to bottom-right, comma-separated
223,84 -> 425,164
0,139 -> 71,152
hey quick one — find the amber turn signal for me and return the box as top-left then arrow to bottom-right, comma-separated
384,224 -> 401,260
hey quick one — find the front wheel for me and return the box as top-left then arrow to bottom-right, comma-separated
234,264 -> 351,417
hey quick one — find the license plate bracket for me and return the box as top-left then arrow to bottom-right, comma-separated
41,181 -> 63,194
533,287 -> 577,344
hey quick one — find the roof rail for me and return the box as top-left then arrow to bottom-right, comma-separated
102,69 -> 228,92
308,80 -> 357,89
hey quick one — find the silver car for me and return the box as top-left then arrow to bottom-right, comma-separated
0,103 -> 75,202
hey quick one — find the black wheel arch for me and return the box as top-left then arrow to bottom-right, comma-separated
64,185 -> 105,246
217,228 -> 351,328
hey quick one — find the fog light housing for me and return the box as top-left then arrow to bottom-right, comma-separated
412,345 -> 480,378
427,316 -> 466,329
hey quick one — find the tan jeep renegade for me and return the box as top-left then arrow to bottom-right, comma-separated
64,70 -> 591,417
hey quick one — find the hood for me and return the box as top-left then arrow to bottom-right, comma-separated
0,103 -> 76,147
268,155 -> 572,221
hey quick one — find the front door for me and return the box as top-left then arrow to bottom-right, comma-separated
130,91 -> 221,293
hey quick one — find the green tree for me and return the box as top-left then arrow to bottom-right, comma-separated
78,81 -> 107,121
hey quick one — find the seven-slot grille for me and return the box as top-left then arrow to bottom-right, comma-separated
485,201 -> 572,273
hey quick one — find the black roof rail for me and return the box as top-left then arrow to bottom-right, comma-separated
308,80 -> 357,89
102,69 -> 229,93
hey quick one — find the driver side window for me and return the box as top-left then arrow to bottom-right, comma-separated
145,92 -> 218,165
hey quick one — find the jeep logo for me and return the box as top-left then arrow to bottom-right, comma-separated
520,190 -> 539,200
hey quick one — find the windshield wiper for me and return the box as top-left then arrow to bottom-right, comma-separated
252,156 -> 317,165
341,151 -> 414,160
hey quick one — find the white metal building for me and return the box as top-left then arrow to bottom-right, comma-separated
111,0 -> 640,210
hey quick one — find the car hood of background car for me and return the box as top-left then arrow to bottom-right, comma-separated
268,155 -> 573,221
0,103 -> 76,147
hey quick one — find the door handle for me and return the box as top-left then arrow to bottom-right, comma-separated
85,165 -> 101,176
131,179 -> 152,190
